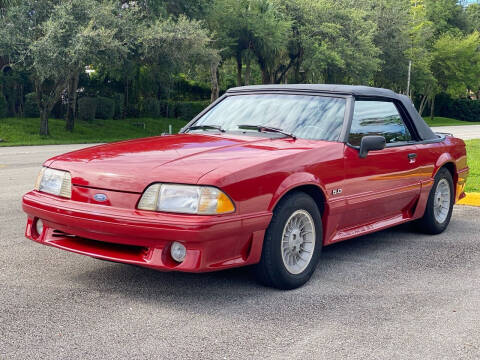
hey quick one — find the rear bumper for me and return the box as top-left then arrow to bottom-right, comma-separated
22,191 -> 271,272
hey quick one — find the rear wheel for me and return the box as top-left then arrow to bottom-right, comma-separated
255,192 -> 322,289
416,168 -> 454,234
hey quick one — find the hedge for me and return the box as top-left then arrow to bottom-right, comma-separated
0,92 -> 7,118
175,101 -> 210,120
141,98 -> 161,117
95,96 -> 115,119
435,93 -> 480,122
24,93 -> 40,118
154,100 -> 210,120
113,93 -> 124,119
78,97 -> 97,121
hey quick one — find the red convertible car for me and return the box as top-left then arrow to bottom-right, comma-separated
23,85 -> 469,289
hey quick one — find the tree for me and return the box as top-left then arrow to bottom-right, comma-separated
286,0 -> 380,84
432,31 -> 480,98
466,3 -> 480,32
424,0 -> 468,36
0,0 -> 127,134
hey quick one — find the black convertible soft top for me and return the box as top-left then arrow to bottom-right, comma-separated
227,84 -> 438,141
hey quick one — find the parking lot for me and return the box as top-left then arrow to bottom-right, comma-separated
1,144 -> 480,359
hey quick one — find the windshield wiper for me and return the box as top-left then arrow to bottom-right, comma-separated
188,125 -> 225,132
237,124 -> 296,139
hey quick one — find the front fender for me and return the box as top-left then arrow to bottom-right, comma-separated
268,172 -> 327,211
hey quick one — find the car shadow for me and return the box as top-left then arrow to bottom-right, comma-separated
69,222 -> 423,307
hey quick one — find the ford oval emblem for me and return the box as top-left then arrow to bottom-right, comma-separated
93,193 -> 108,202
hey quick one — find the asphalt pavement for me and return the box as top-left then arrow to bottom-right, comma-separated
1,144 -> 480,360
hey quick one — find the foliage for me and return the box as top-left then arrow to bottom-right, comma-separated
24,93 -> 39,118
95,96 -> 115,120
0,91 -> 6,118
113,93 -> 124,119
432,32 -> 480,97
174,101 -> 210,120
141,98 -> 161,118
434,93 -> 480,122
1,0 -> 480,137
78,97 -> 97,122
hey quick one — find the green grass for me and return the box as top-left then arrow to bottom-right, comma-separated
0,117 -> 188,147
424,117 -> 480,127
465,139 -> 480,193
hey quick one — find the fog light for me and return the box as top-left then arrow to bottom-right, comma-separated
35,219 -> 44,236
170,242 -> 186,263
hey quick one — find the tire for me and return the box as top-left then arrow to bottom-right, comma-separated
416,168 -> 454,235
255,192 -> 323,290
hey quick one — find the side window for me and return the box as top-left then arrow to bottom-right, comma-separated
348,101 -> 412,146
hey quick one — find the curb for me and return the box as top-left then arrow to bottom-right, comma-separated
457,193 -> 480,207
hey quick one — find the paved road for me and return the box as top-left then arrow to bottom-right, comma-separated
432,124 -> 480,140
1,144 -> 480,360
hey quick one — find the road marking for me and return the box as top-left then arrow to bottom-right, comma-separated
457,193 -> 480,207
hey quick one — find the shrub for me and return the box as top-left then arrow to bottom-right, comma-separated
24,93 -> 40,118
78,97 -> 97,121
51,101 -> 67,119
0,92 -> 7,118
174,100 -> 210,120
113,93 -> 124,119
95,96 -> 115,119
159,100 -> 177,118
434,93 -> 480,122
141,98 -> 161,117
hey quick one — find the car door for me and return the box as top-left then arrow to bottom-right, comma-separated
340,99 -> 422,229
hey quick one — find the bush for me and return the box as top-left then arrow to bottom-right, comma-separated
24,93 -> 40,118
0,92 -> 7,118
95,96 -> 115,119
78,97 -> 97,121
141,98 -> 161,117
174,100 -> 210,120
157,100 -> 176,118
51,101 -> 67,119
435,93 -> 480,122
113,93 -> 124,119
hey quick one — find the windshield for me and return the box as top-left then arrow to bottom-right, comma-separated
189,94 -> 346,141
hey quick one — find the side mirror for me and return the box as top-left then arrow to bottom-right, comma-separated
359,135 -> 386,158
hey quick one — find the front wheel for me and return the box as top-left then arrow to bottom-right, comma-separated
416,168 -> 454,235
255,192 -> 322,290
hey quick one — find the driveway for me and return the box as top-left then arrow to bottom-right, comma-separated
1,144 -> 480,359
431,124 -> 480,140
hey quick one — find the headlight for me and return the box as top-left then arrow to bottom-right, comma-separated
137,184 -> 235,215
34,167 -> 72,198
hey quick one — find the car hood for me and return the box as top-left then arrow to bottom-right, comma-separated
46,134 -> 319,193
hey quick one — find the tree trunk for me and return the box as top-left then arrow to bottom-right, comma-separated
65,72 -> 79,132
245,54 -> 251,86
419,94 -> 428,116
39,109 -> 50,136
236,52 -> 242,87
210,62 -> 219,102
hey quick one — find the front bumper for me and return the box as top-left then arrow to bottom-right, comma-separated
23,191 -> 271,272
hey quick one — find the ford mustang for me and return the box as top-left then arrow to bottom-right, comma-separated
22,85 -> 469,289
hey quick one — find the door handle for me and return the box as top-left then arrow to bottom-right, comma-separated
408,153 -> 417,159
